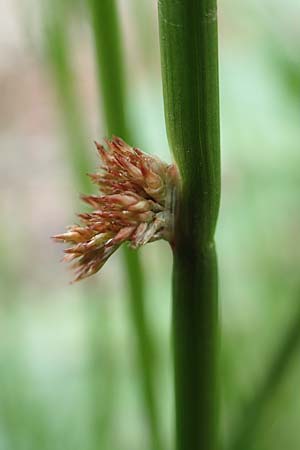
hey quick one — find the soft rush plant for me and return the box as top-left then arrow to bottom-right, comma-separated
29,1 -> 300,449
54,0 -> 221,449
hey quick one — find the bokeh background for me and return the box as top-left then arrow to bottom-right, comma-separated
1,0 -> 300,449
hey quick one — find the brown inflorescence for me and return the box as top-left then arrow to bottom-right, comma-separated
53,137 -> 179,282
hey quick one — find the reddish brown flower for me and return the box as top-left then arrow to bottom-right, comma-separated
53,137 -> 179,282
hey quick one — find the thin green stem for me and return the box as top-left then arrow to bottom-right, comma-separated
158,1 -> 221,450
42,1 -> 91,192
228,300 -> 300,450
88,2 -> 163,449
41,4 -> 115,448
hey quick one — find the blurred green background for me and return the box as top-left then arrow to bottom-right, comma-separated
0,0 -> 300,449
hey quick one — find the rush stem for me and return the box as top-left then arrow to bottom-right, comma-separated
158,1 -> 221,449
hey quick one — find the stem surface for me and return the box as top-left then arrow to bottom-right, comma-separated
158,1 -> 221,450
88,2 -> 163,449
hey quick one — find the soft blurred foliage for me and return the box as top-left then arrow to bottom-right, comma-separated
0,0 -> 299,449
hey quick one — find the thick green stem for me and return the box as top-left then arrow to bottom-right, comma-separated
88,2 -> 162,449
173,245 -> 219,450
158,1 -> 221,450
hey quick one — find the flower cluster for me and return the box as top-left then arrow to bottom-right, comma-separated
53,137 -> 178,282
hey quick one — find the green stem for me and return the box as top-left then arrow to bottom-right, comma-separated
88,2 -> 163,449
158,1 -> 221,450
42,1 -> 91,192
228,301 -> 300,450
41,3 -> 115,447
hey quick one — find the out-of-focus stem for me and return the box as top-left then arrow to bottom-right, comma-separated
42,4 -> 115,448
228,300 -> 300,450
87,1 -> 163,449
158,1 -> 221,449
43,3 -> 91,192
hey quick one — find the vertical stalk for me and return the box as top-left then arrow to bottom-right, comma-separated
41,3 -> 115,448
42,1 -> 91,192
88,2 -> 163,450
229,299 -> 300,450
158,1 -> 221,450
